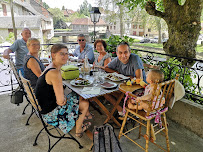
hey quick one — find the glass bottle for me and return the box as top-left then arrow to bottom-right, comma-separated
83,55 -> 90,75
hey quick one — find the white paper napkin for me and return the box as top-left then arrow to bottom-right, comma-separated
81,87 -> 100,94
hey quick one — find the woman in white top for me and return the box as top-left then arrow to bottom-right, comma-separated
93,39 -> 111,69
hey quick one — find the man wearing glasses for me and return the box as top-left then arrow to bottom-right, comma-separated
70,34 -> 94,64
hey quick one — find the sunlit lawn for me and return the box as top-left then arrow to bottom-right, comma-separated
134,43 -> 203,53
133,43 -> 163,49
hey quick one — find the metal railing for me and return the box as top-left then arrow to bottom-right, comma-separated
132,48 -> 203,105
0,43 -> 202,104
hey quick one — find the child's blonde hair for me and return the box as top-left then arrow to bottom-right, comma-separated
148,69 -> 164,83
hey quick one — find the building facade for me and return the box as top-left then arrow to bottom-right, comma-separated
0,0 -> 54,44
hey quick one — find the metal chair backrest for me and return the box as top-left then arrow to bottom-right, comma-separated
19,71 -> 42,112
9,59 -> 23,88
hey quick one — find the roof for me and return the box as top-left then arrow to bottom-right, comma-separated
63,9 -> 75,17
0,16 -> 41,29
71,17 -> 107,25
13,0 -> 52,22
63,10 -> 69,16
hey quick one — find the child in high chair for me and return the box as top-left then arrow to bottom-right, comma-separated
128,69 -> 165,111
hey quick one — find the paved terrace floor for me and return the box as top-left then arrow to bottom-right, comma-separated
0,94 -> 203,152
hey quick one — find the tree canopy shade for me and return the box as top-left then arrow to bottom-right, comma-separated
121,0 -> 203,65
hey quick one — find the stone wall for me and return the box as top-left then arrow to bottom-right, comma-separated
167,98 -> 203,138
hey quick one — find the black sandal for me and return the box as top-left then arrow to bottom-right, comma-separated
75,122 -> 91,138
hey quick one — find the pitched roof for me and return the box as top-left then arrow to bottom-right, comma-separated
13,0 -> 52,21
71,17 -> 107,25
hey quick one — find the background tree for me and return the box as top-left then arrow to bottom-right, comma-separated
121,0 -> 203,65
98,0 -> 129,36
42,2 -> 49,9
66,12 -> 86,22
79,0 -> 92,16
48,8 -> 67,29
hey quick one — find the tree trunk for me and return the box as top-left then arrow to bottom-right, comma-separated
145,0 -> 202,65
119,4 -> 124,37
155,17 -> 162,43
10,0 -> 17,40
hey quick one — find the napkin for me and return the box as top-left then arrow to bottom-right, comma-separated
81,87 -> 100,94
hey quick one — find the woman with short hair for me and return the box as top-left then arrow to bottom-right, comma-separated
93,39 -> 111,69
24,38 -> 45,89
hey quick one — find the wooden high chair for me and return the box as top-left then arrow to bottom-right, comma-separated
118,74 -> 179,152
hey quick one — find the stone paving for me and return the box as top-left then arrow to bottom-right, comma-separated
1,94 -> 203,152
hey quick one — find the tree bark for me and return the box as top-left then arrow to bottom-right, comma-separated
155,17 -> 162,43
10,0 -> 17,40
119,4 -> 124,37
145,0 -> 202,65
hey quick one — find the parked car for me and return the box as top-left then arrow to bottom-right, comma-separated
198,35 -> 203,40
140,38 -> 150,43
150,37 -> 158,43
162,38 -> 168,43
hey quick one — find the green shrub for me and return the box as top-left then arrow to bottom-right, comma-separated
106,35 -> 135,57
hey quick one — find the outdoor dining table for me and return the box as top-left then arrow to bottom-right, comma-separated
63,77 -> 143,127
63,77 -> 124,127
63,74 -> 143,150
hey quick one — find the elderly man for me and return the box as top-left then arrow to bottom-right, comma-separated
70,34 -> 94,64
105,42 -> 146,81
104,42 -> 146,118
3,28 -> 31,75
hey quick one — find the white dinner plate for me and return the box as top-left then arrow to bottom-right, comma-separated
100,82 -> 118,89
105,73 -> 129,81
70,79 -> 93,87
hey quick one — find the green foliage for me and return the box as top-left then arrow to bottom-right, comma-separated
79,0 -> 92,17
120,0 -> 184,11
43,2 -> 49,9
48,8 -> 67,29
106,35 -> 136,57
5,32 -> 15,43
157,58 -> 202,102
0,58 -> 3,64
66,12 -> 86,22
196,45 -> 203,53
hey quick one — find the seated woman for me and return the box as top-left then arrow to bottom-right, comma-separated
24,38 -> 45,89
35,44 -> 91,138
93,39 -> 111,69
92,40 -> 123,116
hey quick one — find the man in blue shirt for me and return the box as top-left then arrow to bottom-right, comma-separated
104,42 -> 146,117
70,34 -> 94,64
105,42 -> 146,81
3,28 -> 31,76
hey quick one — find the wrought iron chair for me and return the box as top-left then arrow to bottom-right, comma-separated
9,59 -> 34,125
119,74 -> 179,152
19,71 -> 83,151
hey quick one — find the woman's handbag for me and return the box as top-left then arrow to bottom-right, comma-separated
10,88 -> 24,105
